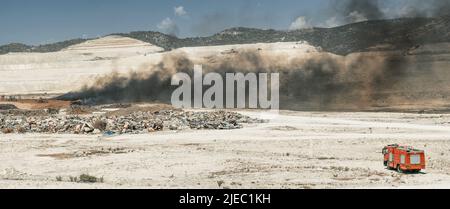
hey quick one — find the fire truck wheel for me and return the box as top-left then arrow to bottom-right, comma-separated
396,165 -> 403,173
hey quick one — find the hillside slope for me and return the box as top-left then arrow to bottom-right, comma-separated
116,16 -> 450,55
0,36 -> 165,95
1,16 -> 449,55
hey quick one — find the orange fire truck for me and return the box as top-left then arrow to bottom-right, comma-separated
382,144 -> 425,173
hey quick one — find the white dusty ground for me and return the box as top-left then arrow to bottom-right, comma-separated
1,110 -> 450,189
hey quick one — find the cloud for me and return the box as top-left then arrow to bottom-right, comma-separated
174,6 -> 187,16
348,11 -> 368,23
157,18 -> 179,36
289,16 -> 312,30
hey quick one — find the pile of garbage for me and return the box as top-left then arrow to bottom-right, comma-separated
0,110 -> 263,134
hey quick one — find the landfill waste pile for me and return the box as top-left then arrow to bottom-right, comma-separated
0,109 -> 264,134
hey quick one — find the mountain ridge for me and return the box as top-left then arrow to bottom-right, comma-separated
1,16 -> 449,55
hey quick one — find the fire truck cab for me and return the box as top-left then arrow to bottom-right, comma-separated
382,144 -> 425,173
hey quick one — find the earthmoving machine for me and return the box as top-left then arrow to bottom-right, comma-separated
382,144 -> 425,173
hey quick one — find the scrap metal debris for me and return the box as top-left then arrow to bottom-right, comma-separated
0,109 -> 264,134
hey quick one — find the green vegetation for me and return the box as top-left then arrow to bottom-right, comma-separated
79,174 -> 104,183
0,38 -> 89,55
120,17 -> 450,55
64,174 -> 104,183
0,43 -> 32,54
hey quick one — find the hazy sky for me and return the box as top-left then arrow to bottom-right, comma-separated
0,0 -> 440,45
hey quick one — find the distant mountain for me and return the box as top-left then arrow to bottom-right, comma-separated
0,38 -> 88,55
118,16 -> 450,55
0,43 -> 32,54
1,16 -> 450,55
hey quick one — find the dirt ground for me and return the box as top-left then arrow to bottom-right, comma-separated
0,99 -> 71,110
1,110 -> 450,189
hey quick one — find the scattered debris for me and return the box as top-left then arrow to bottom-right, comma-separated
270,126 -> 298,131
100,103 -> 132,109
66,174 -> 104,183
46,108 -> 60,115
0,110 -> 263,134
37,147 -> 136,159
37,98 -> 48,104
66,105 -> 97,115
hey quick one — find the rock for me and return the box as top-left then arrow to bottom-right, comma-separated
93,120 -> 107,131
46,108 -> 60,115
74,124 -> 82,134
92,129 -> 101,134
1,128 -> 14,134
84,122 -> 94,129
82,123 -> 94,133
169,124 -> 178,130
123,122 -> 129,130
83,126 -> 93,133
153,123 -> 164,131
16,127 -> 26,133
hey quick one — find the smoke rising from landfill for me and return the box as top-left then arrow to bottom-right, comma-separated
335,0 -> 450,21
60,49 -> 420,110
57,1 -> 450,110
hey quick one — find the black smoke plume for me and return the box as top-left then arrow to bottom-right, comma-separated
58,49 -> 419,111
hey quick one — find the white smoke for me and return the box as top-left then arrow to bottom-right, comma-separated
324,16 -> 341,28
348,11 -> 368,23
289,16 -> 312,30
157,18 -> 179,36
